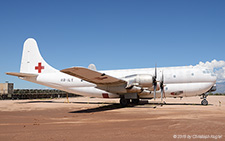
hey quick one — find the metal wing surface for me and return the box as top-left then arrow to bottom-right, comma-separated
61,67 -> 127,86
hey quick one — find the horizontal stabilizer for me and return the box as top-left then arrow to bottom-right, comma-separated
6,72 -> 38,77
61,67 -> 127,85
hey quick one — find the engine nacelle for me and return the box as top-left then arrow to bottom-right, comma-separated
139,89 -> 151,95
126,86 -> 151,95
127,86 -> 142,93
125,74 -> 153,88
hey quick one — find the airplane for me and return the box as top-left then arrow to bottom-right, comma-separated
6,38 -> 217,106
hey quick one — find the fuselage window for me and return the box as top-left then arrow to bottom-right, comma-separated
173,75 -> 176,78
191,73 -> 194,76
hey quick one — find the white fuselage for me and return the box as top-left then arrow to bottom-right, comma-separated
22,66 -> 217,99
6,38 -> 217,103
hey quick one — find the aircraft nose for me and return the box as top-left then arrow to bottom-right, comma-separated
211,73 -> 217,83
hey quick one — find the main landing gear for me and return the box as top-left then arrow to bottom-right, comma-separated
120,97 -> 140,107
201,94 -> 208,106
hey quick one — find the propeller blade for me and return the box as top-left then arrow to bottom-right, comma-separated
154,83 -> 156,100
153,64 -> 157,100
162,72 -> 166,98
163,88 -> 166,98
161,87 -> 163,102
160,71 -> 164,102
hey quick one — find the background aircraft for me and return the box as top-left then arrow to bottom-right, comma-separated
7,38 -> 217,106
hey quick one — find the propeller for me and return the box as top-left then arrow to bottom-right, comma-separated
153,65 -> 165,101
160,71 -> 165,102
153,64 -> 157,100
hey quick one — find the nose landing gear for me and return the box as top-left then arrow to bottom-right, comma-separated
201,94 -> 208,106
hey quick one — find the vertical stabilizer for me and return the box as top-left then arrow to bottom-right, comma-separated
20,38 -> 58,74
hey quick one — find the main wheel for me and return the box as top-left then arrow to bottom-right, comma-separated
131,99 -> 140,105
120,98 -> 130,107
201,99 -> 208,106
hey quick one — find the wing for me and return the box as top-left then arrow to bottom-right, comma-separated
61,67 -> 127,85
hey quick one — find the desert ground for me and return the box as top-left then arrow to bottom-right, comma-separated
0,96 -> 224,141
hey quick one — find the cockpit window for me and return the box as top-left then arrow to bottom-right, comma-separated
203,69 -> 215,75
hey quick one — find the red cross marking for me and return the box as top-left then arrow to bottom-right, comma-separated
35,62 -> 44,73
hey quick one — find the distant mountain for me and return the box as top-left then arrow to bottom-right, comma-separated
214,82 -> 225,94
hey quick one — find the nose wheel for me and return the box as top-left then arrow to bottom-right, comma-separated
201,99 -> 208,105
201,94 -> 208,106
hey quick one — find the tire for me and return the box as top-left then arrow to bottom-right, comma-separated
201,99 -> 208,106
131,99 -> 140,105
120,98 -> 130,107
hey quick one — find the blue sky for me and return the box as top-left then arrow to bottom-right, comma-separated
0,0 -> 225,88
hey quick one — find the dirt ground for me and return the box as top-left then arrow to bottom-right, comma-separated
0,96 -> 224,141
